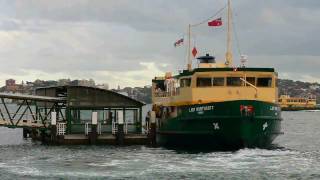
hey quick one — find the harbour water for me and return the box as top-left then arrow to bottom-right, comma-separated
0,111 -> 319,179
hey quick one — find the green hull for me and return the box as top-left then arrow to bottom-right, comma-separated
157,100 -> 282,149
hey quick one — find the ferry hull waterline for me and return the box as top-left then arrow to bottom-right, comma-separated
156,100 -> 282,149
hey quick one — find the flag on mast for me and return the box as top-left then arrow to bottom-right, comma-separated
208,17 -> 223,27
192,47 -> 198,57
174,38 -> 184,47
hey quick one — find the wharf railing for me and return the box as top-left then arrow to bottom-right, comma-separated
85,123 -> 91,136
57,123 -> 66,135
112,121 -> 118,135
97,122 -> 102,135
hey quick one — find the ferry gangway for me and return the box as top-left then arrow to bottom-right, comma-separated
0,93 -> 66,129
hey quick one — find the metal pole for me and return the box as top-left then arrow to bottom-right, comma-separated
226,0 -> 233,66
187,24 -> 192,71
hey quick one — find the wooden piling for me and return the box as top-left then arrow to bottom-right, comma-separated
149,111 -> 157,147
23,128 -> 29,139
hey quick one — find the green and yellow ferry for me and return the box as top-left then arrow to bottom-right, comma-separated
150,0 -> 282,149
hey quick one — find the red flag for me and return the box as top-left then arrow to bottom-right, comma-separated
208,17 -> 222,27
192,47 -> 197,57
174,38 -> 184,47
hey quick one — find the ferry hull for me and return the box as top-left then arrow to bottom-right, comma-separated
156,100 -> 282,149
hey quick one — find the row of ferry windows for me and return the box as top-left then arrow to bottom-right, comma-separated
280,99 -> 307,103
180,77 -> 273,87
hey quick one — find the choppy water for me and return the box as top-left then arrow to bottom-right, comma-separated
0,111 -> 319,179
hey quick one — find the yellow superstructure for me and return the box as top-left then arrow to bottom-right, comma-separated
152,67 -> 279,107
279,95 -> 316,108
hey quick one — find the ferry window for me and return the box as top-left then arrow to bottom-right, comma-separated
279,99 -> 282,102
197,78 -> 212,87
246,77 -> 255,86
227,77 -> 242,86
180,78 -> 191,87
212,77 -> 225,86
155,81 -> 165,91
257,77 -> 272,87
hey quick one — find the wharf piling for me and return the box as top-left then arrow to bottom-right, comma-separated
149,111 -> 157,147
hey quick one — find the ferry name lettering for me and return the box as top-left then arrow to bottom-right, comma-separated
189,105 -> 214,112
270,106 -> 279,111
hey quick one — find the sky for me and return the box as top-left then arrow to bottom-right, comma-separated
0,0 -> 319,88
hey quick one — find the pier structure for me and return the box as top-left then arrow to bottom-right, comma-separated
0,86 -> 151,145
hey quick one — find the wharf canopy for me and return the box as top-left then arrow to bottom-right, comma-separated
36,86 -> 145,134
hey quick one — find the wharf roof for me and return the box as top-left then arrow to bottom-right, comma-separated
36,85 -> 145,108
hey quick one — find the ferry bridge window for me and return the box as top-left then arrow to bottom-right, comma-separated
227,77 -> 243,86
212,77 -> 225,86
155,81 -> 165,91
180,78 -> 191,87
246,77 -> 256,86
197,78 -> 212,87
257,77 -> 272,87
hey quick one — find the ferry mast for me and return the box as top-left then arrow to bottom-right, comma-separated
225,0 -> 233,67
186,0 -> 233,70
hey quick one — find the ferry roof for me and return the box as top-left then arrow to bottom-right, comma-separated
177,67 -> 276,77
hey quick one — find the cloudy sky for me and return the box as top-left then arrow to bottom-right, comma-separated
0,0 -> 319,88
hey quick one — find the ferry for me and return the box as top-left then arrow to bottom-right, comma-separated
150,0 -> 282,149
279,95 -> 318,111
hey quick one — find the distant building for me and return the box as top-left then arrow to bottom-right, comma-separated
310,85 -> 320,90
70,80 -> 79,86
5,79 -> 19,92
96,83 -> 109,90
6,79 -> 15,86
70,79 -> 95,87
58,79 -> 71,86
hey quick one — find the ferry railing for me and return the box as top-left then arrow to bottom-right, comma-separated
154,89 -> 180,97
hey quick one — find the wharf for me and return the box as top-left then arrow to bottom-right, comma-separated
0,86 -> 156,146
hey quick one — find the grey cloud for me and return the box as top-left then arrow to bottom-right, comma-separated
0,0 -> 319,84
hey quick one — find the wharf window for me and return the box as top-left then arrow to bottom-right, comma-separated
257,77 -> 272,87
212,77 -> 225,86
227,77 -> 243,86
246,77 -> 256,86
180,78 -> 191,87
197,78 -> 212,87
